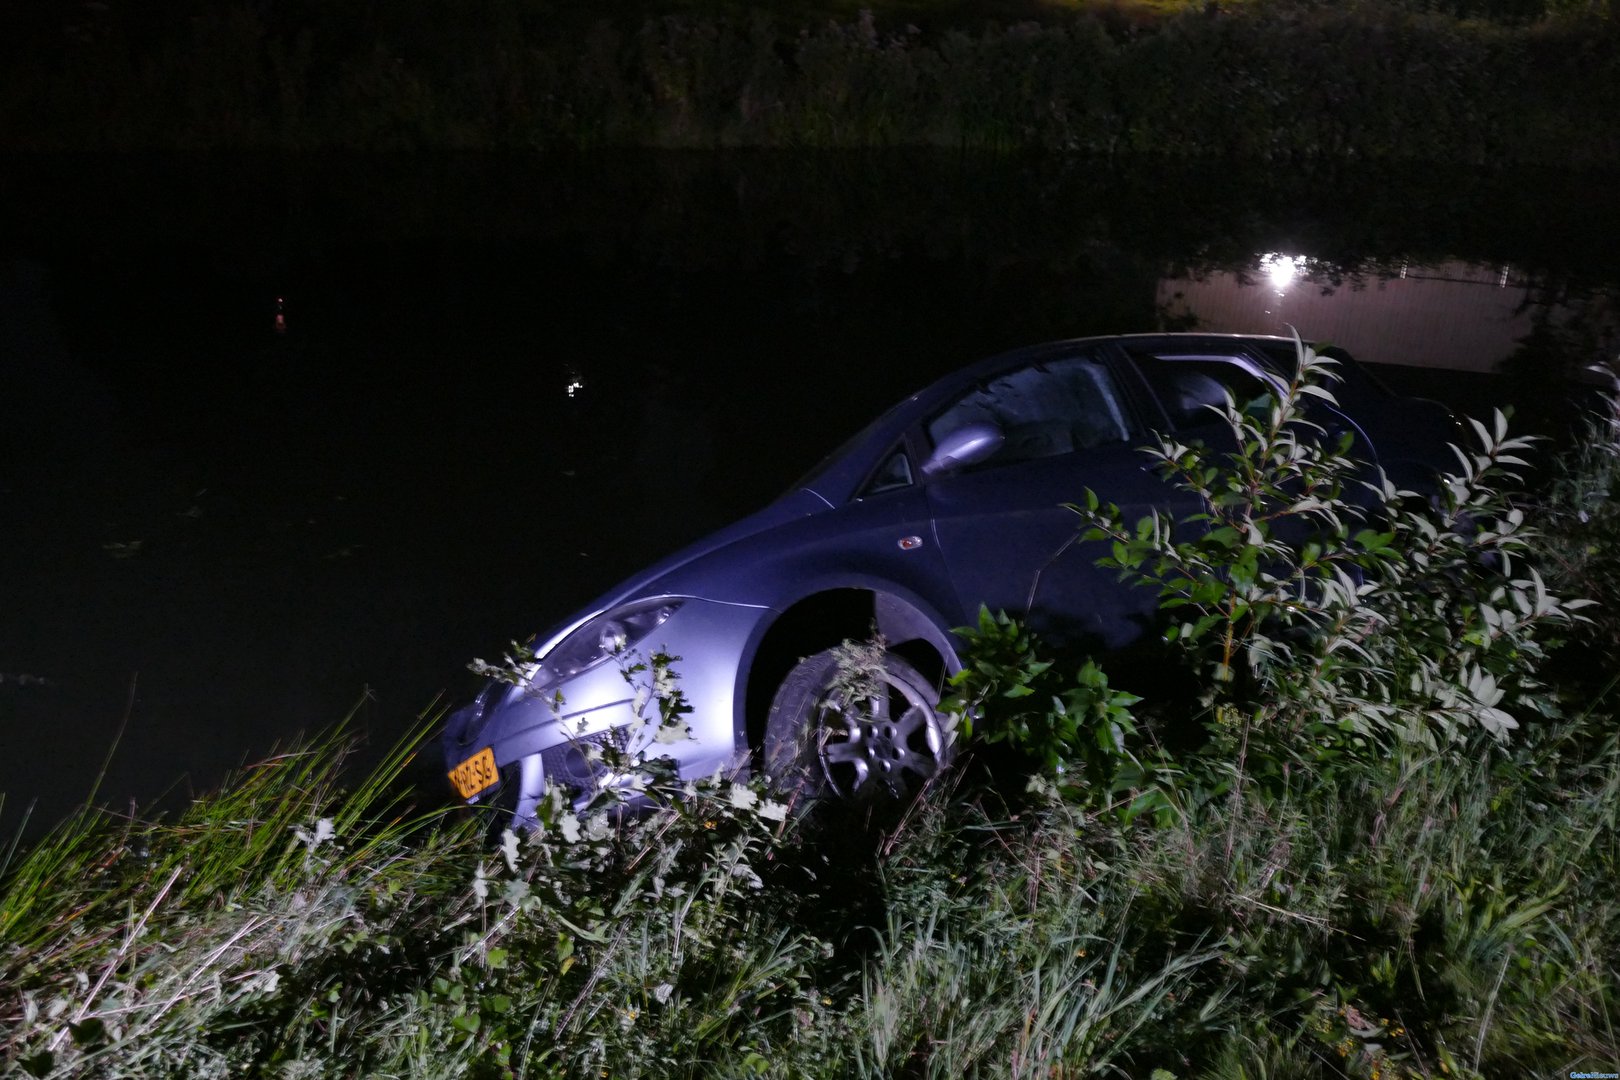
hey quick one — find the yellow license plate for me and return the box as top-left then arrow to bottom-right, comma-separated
448,747 -> 499,800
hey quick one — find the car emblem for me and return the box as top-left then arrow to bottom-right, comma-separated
897,535 -> 924,550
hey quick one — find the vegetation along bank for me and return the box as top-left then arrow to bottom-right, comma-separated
2,1 -> 1619,164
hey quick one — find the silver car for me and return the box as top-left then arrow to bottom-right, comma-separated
441,334 -> 1454,827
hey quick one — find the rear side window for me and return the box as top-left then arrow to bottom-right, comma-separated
1132,354 -> 1274,430
927,354 -> 1137,468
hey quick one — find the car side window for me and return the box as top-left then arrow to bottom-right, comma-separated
1132,355 -> 1274,430
926,354 -> 1137,469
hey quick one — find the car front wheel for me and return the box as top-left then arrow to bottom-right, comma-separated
762,647 -> 953,803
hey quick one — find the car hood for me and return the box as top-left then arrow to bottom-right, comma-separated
536,487 -> 833,646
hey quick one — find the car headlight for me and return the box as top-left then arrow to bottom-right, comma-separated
536,598 -> 684,686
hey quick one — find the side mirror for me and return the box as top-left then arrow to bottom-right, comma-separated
920,422 -> 1004,479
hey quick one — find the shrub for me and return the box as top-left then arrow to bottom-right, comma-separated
1539,403 -> 1620,675
1070,333 -> 1591,782
939,606 -> 1177,825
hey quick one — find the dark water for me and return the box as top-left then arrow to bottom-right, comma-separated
3,152 -> 1618,840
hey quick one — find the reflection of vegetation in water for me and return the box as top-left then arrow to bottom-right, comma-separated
1494,279 -> 1620,434
1161,244 -> 1620,423
1501,280 -> 1620,377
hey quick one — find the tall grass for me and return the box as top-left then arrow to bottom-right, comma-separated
4,719 -> 1614,1076
0,716 -> 475,1077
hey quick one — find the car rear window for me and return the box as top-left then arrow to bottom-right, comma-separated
1131,353 -> 1275,429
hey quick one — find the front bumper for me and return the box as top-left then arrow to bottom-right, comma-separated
441,596 -> 766,803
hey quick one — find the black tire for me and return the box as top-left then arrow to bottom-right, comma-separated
762,647 -> 952,804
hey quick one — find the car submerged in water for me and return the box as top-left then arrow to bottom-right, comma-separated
442,333 -> 1454,828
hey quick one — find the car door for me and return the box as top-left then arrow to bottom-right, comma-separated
922,349 -> 1184,652
790,442 -> 962,618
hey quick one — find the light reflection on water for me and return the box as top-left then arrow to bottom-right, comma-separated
1160,257 -> 1556,373
1260,251 -> 1305,291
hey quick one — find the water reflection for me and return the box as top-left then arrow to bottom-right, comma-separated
1161,257 -> 1543,373
1260,252 -> 1305,291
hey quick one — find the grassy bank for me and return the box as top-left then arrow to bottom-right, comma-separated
3,343 -> 1618,1077
2,2 -> 1618,163
2,711 -> 1615,1076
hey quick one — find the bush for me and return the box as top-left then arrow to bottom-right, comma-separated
1539,404 -> 1620,674
1070,335 -> 1590,779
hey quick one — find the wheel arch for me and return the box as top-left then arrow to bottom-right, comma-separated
737,583 -> 963,758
